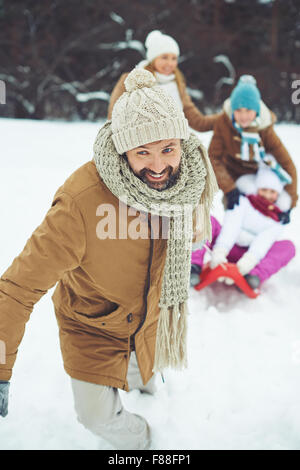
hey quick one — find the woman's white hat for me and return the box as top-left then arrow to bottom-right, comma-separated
145,30 -> 180,63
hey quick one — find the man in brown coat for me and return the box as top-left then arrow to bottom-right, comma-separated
0,68 -> 217,449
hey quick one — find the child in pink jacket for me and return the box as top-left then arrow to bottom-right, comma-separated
191,164 -> 296,288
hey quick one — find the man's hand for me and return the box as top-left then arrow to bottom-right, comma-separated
0,381 -> 9,417
225,188 -> 242,210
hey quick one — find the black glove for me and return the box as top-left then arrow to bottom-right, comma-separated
190,264 -> 202,287
225,188 -> 242,210
278,209 -> 291,225
191,264 -> 202,275
0,381 -> 9,417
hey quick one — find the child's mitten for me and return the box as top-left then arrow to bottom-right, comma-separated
236,252 -> 258,276
210,246 -> 228,269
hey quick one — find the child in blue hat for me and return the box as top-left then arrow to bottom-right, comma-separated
209,75 -> 298,222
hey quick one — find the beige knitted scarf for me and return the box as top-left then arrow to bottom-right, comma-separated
93,121 -> 218,372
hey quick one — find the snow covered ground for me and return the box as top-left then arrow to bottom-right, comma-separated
0,118 -> 300,450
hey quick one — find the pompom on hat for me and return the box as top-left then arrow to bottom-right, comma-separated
111,68 -> 189,154
230,75 -> 261,116
145,30 -> 180,63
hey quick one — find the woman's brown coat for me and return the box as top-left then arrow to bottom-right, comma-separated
0,161 -> 167,390
108,65 -> 219,132
208,100 -> 298,207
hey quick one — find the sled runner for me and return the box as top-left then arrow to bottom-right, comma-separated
194,262 -> 260,299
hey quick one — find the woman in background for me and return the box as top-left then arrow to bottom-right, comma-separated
108,30 -> 220,132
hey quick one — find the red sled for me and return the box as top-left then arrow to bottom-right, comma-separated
194,262 -> 260,299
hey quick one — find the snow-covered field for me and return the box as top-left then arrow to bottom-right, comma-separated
0,118 -> 299,450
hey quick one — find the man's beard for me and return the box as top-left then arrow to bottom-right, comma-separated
135,165 -> 180,191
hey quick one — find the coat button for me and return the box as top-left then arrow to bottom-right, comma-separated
127,313 -> 133,323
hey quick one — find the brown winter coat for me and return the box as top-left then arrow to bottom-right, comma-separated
209,100 -> 298,208
108,65 -> 219,132
0,161 -> 168,390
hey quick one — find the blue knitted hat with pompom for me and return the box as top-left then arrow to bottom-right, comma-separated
230,75 -> 261,116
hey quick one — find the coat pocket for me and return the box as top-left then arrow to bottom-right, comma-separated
73,304 -> 129,334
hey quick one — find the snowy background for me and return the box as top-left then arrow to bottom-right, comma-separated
0,118 -> 300,450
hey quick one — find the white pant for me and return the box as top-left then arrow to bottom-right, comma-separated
71,352 -> 156,450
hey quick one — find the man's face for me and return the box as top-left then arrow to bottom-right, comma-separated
233,108 -> 257,128
126,139 -> 181,191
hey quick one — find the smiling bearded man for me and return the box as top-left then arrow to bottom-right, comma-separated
125,139 -> 181,191
0,68 -> 218,450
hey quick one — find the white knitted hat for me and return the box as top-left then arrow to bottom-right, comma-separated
111,68 -> 189,154
145,30 -> 180,63
256,165 -> 284,193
